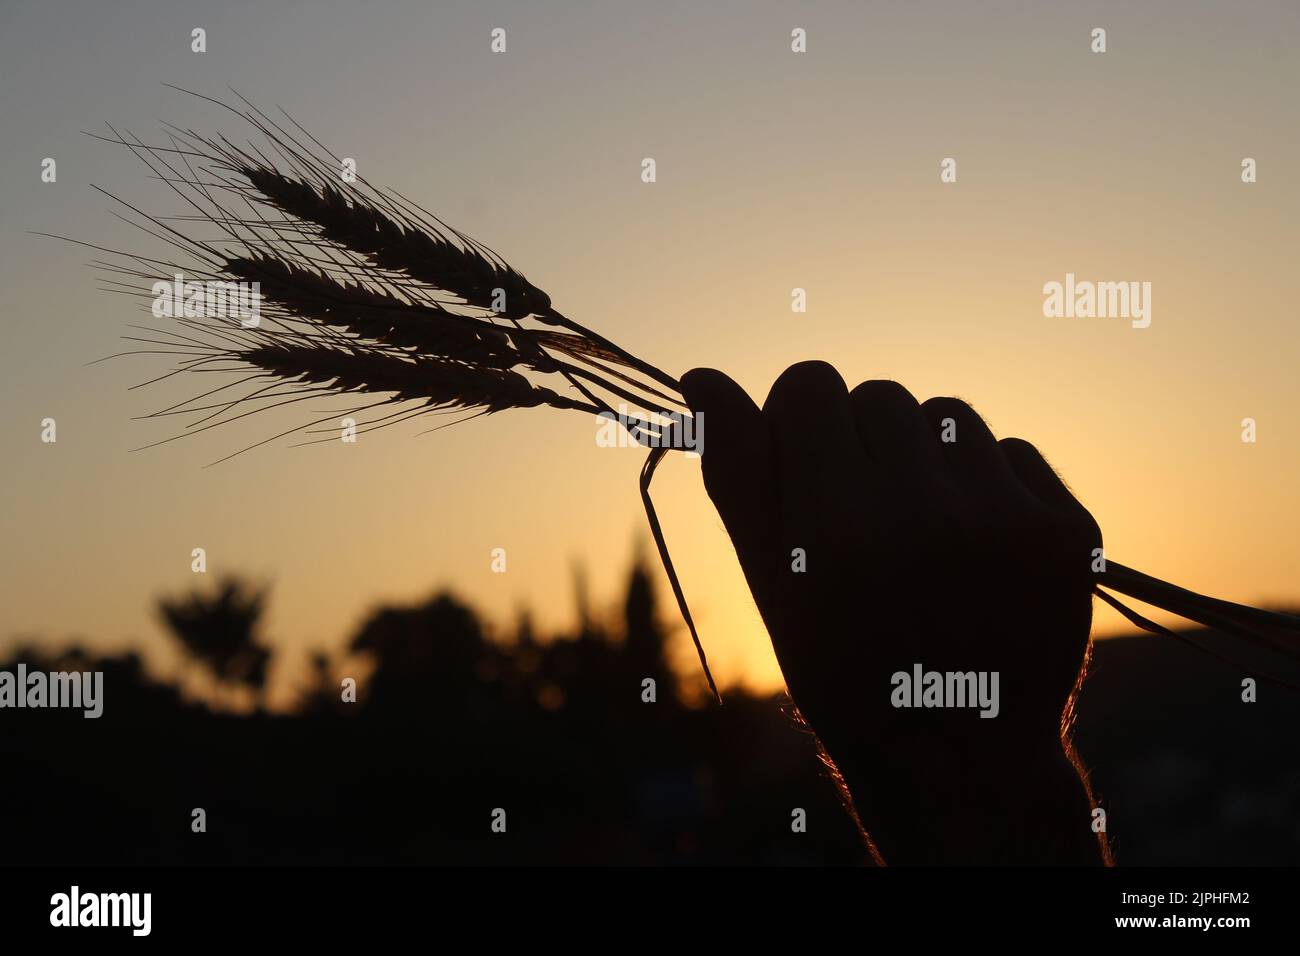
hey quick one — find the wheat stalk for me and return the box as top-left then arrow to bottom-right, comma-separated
65,90 -> 1300,701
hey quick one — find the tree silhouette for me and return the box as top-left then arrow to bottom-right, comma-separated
349,591 -> 519,718
621,546 -> 679,705
157,577 -> 272,706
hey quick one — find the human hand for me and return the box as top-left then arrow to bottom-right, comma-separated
681,362 -> 1107,864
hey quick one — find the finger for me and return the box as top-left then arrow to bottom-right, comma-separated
999,437 -> 1103,593
680,367 -> 781,570
998,437 -> 1098,530
848,379 -> 947,483
919,396 -> 1025,504
762,361 -> 872,540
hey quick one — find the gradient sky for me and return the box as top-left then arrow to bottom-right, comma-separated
2,0 -> 1297,705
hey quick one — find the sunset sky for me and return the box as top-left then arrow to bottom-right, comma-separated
2,0 -> 1297,706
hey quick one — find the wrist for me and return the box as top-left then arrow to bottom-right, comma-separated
829,735 -> 1105,865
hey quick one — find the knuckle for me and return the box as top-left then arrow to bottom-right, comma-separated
920,395 -> 972,420
998,436 -> 1037,456
766,360 -> 846,407
851,378 -> 916,407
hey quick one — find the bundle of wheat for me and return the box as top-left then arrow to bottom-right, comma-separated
55,90 -> 1300,700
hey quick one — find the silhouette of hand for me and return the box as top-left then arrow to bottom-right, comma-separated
681,362 -> 1106,864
